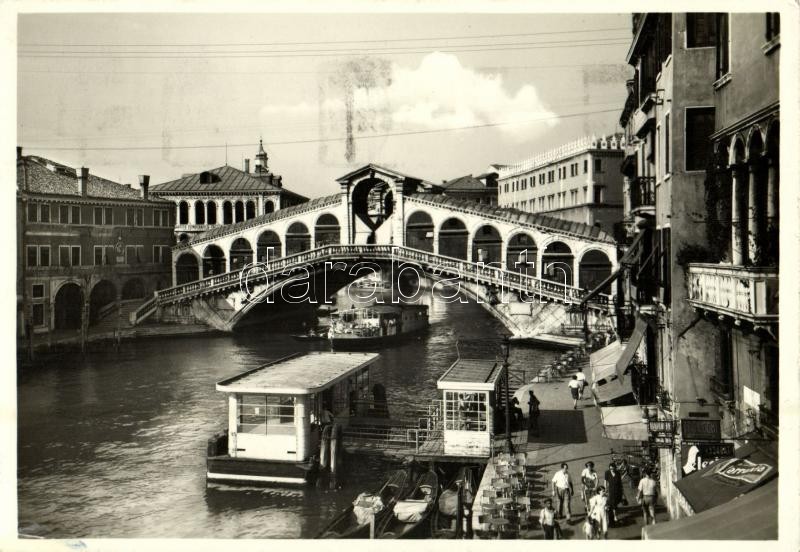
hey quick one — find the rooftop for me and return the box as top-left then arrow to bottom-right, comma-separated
151,164 -> 307,201
18,155 -> 168,203
437,358 -> 504,391
441,175 -> 492,192
498,134 -> 625,179
216,352 -> 380,395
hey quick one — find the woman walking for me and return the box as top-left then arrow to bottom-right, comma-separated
603,463 -> 624,526
587,486 -> 610,539
580,461 -> 599,511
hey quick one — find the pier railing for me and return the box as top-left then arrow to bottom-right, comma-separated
134,245 -> 612,324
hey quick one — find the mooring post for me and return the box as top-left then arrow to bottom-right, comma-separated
455,480 -> 463,539
369,510 -> 375,539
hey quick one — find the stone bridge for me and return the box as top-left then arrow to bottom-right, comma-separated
134,164 -> 619,336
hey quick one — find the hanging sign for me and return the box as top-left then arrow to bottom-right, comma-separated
681,418 -> 721,442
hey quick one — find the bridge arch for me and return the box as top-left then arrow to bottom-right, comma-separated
405,210 -> 434,252
256,230 -> 282,262
578,249 -> 612,292
89,279 -> 117,324
286,222 -> 311,255
54,281 -> 83,330
176,252 -> 200,284
122,277 -> 146,300
194,201 -> 206,224
506,232 -> 537,274
230,237 -> 254,271
314,213 -> 341,247
542,241 -> 574,286
438,217 -> 469,259
178,201 -> 189,225
222,201 -> 233,225
471,224 -> 502,265
203,244 -> 226,277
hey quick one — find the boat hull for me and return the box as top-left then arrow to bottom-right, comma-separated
207,455 -> 317,486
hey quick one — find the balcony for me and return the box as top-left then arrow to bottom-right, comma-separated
709,375 -> 732,401
687,264 -> 779,325
630,176 -> 655,213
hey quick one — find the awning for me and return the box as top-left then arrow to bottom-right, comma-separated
579,231 -> 646,307
642,478 -> 777,540
673,442 -> 778,514
614,317 -> 647,379
589,340 -> 623,384
600,405 -> 648,441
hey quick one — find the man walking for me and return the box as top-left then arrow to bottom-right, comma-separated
551,462 -> 574,521
568,376 -> 581,409
575,367 -> 587,400
637,470 -> 658,526
528,389 -> 541,437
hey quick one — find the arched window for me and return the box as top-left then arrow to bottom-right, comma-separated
265,200 -> 275,214
229,238 -> 254,271
222,201 -> 233,225
438,218 -> 468,260
405,211 -> 434,252
178,201 -> 189,225
194,201 -> 205,225
286,222 -> 311,255
245,200 -> 256,220
207,201 -> 217,225
314,214 -> 341,247
234,201 -> 244,223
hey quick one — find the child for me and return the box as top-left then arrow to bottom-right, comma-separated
538,498 -> 561,540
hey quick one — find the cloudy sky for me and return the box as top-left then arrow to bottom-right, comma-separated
17,12 -> 632,198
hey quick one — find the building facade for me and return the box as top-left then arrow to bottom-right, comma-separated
497,135 -> 625,235
616,12 -> 779,522
17,149 -> 175,339
437,172 -> 498,205
150,141 -> 308,241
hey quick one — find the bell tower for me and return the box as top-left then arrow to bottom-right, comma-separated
253,138 -> 269,174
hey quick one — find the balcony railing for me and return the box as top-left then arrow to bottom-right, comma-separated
709,375 -> 732,401
630,176 -> 655,210
687,264 -> 779,324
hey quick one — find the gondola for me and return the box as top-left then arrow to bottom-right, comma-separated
431,466 -> 475,538
377,470 -> 439,539
316,469 -> 409,538
289,331 -> 328,342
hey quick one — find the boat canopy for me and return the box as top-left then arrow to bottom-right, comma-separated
437,359 -> 504,391
216,352 -> 380,395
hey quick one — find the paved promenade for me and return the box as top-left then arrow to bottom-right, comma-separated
510,357 -> 669,540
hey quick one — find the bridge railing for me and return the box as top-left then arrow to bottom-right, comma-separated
153,244 -> 611,308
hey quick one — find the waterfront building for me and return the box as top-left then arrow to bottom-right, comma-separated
612,12 -> 779,527
16,148 -> 175,338
497,135 -> 625,235
437,172 -> 498,205
150,140 -> 308,241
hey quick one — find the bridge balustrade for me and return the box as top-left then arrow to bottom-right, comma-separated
143,245 -> 610,323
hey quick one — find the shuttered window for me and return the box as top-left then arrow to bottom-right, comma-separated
687,13 -> 717,48
685,107 -> 715,171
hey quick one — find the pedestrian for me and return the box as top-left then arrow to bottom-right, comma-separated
551,462 -> 574,521
568,375 -> 581,409
603,463 -> 624,526
575,367 -> 587,400
527,389 -> 541,436
580,461 -> 599,510
510,396 -> 524,428
538,498 -> 561,539
637,470 -> 658,526
587,486 -> 610,539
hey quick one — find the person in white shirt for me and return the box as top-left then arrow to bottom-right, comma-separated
587,486 -> 609,539
575,368 -> 587,399
580,461 -> 599,510
568,376 -> 581,409
551,462 -> 574,520
538,498 -> 559,539
637,470 -> 658,525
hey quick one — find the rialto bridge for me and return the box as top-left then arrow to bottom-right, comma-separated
132,164 -> 620,336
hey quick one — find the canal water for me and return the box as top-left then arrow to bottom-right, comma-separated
17,298 -> 554,538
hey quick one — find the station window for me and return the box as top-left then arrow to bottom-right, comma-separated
237,394 -> 295,435
71,206 -> 81,224
594,158 -> 603,173
32,284 -> 45,299
444,391 -> 487,431
31,303 -> 45,327
26,245 -> 38,267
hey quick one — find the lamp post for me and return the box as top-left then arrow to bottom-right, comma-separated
501,336 -> 514,454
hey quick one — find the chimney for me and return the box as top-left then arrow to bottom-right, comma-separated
275,175 -> 282,188
244,159 -> 250,174
139,174 -> 150,200
77,167 -> 89,197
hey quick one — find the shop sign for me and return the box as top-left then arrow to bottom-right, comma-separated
711,457 -> 774,486
648,419 -> 675,448
681,418 -> 721,441
681,442 -> 734,476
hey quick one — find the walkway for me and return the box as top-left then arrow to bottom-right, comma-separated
508,361 -> 670,540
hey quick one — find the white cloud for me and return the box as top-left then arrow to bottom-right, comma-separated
259,52 -> 557,142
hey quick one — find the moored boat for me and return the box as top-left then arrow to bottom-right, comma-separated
328,304 -> 428,348
377,470 -> 439,539
316,469 -> 409,538
431,466 -> 476,538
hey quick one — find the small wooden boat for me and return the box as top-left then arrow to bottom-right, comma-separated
431,466 -> 475,538
317,469 -> 409,538
377,470 -> 439,539
290,328 -> 329,342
